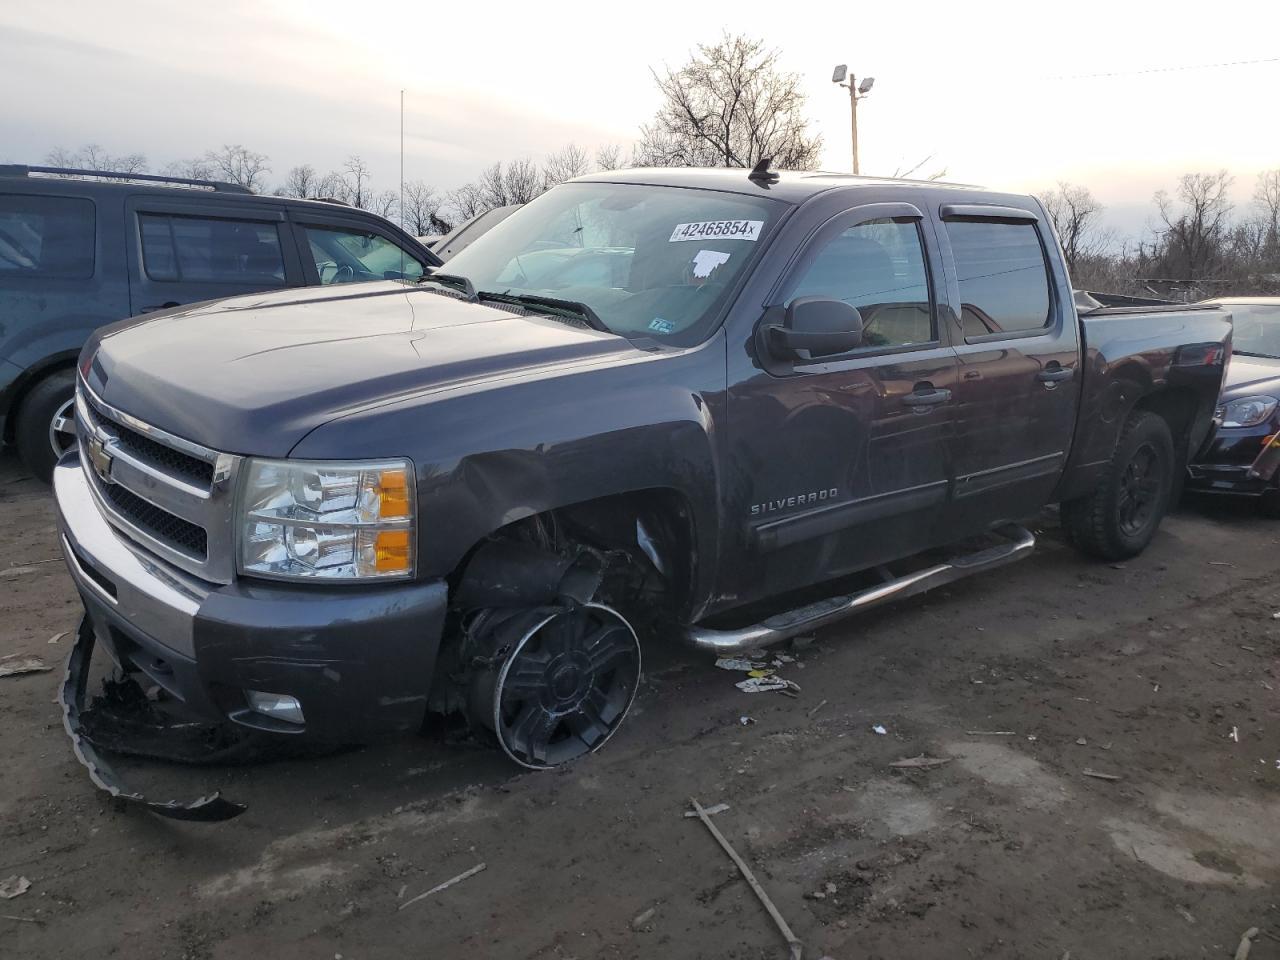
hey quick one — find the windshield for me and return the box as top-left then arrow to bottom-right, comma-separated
440,182 -> 785,344
1224,304 -> 1280,358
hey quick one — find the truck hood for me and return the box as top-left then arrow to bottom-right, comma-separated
1222,354 -> 1280,401
85,282 -> 638,456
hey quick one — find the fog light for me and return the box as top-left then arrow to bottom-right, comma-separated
245,690 -> 305,725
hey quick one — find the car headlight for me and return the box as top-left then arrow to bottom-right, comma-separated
1217,395 -> 1278,428
238,458 -> 415,581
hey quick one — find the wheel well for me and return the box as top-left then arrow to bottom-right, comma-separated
1133,387 -> 1198,462
4,358 -> 76,444
452,488 -> 698,619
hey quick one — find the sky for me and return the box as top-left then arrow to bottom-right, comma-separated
3,0 -> 1279,242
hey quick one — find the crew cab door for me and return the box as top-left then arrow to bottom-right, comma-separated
724,202 -> 957,604
933,204 -> 1080,532
124,196 -> 305,315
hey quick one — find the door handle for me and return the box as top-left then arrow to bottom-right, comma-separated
901,386 -> 952,407
1036,366 -> 1074,384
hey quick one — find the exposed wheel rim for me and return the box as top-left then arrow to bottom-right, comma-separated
1117,440 -> 1164,537
493,603 -> 640,770
48,397 -> 77,458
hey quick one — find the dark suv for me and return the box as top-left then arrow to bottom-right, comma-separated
0,164 -> 441,481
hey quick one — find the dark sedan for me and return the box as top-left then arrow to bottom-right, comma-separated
1187,297 -> 1280,516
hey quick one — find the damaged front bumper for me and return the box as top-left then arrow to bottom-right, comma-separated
53,453 -> 451,818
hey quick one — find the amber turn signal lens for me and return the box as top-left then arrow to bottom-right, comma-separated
376,468 -> 411,519
374,529 -> 412,572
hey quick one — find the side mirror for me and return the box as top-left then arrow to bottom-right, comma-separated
765,297 -> 863,360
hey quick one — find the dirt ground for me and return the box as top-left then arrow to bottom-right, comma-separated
2,448 -> 1278,960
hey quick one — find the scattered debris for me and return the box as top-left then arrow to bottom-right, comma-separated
1075,737 -> 1088,746
735,677 -> 799,695
1208,561 -> 1234,567
398,863 -> 486,911
683,802 -> 730,819
715,658 -> 766,672
688,796 -> 803,960
806,699 -> 828,718
871,724 -> 887,736
0,657 -> 52,679
888,755 -> 952,769
0,876 -> 31,900
1027,735 -> 1038,742
1234,926 -> 1259,960
1081,768 -> 1121,782
1153,683 -> 1160,693
1240,645 -> 1257,652
1175,906 -> 1196,924
631,906 -> 656,930
1272,611 -> 1280,620
1230,726 -> 1240,742
0,913 -> 43,924
965,730 -> 1016,736
739,716 -> 755,726
47,631 -> 67,645
747,669 -> 776,679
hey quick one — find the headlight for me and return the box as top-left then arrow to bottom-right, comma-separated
1218,395 -> 1278,428
238,458 -> 415,581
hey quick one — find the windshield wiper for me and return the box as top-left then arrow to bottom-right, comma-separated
417,271 -> 477,301
1232,349 -> 1280,359
477,291 -> 609,333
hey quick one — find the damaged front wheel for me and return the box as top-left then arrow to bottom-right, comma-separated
471,603 -> 641,769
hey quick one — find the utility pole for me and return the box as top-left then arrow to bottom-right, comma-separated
832,66 -> 874,175
848,76 -> 860,175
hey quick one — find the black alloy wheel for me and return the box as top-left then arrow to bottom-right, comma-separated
1117,440 -> 1164,537
492,603 -> 640,769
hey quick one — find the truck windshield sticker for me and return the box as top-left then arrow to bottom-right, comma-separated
691,250 -> 731,279
669,220 -> 763,243
649,317 -> 676,334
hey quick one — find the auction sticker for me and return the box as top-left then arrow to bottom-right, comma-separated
669,219 -> 763,242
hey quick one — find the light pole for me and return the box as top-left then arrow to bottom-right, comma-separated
832,65 -> 874,175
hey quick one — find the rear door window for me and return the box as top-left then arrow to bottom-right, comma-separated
944,219 -> 1051,337
0,195 -> 95,278
139,213 -> 286,285
302,226 -> 426,284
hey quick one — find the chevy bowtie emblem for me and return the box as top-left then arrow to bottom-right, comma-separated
86,436 -> 114,485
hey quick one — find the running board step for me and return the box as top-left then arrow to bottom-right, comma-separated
685,524 -> 1036,656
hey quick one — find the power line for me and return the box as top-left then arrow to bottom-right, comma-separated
1052,55 -> 1280,81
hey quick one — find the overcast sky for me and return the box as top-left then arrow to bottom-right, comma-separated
3,0 -> 1278,240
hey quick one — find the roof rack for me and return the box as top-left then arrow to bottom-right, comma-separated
0,164 -> 253,194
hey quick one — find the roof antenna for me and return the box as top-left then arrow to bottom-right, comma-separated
748,157 -> 779,184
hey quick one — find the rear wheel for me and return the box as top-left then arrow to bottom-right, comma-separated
1061,410 -> 1175,560
14,369 -> 77,484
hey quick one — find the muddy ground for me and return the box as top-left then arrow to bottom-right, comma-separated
1,447 -> 1278,960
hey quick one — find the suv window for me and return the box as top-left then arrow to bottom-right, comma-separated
789,218 -> 933,349
140,214 -> 286,285
945,219 -> 1051,337
303,226 -> 425,284
0,195 -> 95,278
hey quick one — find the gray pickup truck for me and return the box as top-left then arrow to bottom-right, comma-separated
54,165 -> 1230,818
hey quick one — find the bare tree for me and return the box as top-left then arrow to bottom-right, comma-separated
1255,168 -> 1280,251
1037,182 -> 1106,274
402,180 -> 447,235
542,143 -> 591,188
369,190 -> 399,220
1153,170 -> 1235,279
45,144 -> 148,174
478,159 -> 542,208
447,181 -> 488,222
636,33 -> 822,169
200,145 -> 271,191
595,144 -> 627,172
278,164 -> 320,199
163,156 -> 215,181
340,156 -> 373,208
892,154 -> 948,182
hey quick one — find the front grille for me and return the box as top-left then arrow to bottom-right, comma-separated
113,421 -> 215,488
100,482 -> 209,559
77,380 -> 238,582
